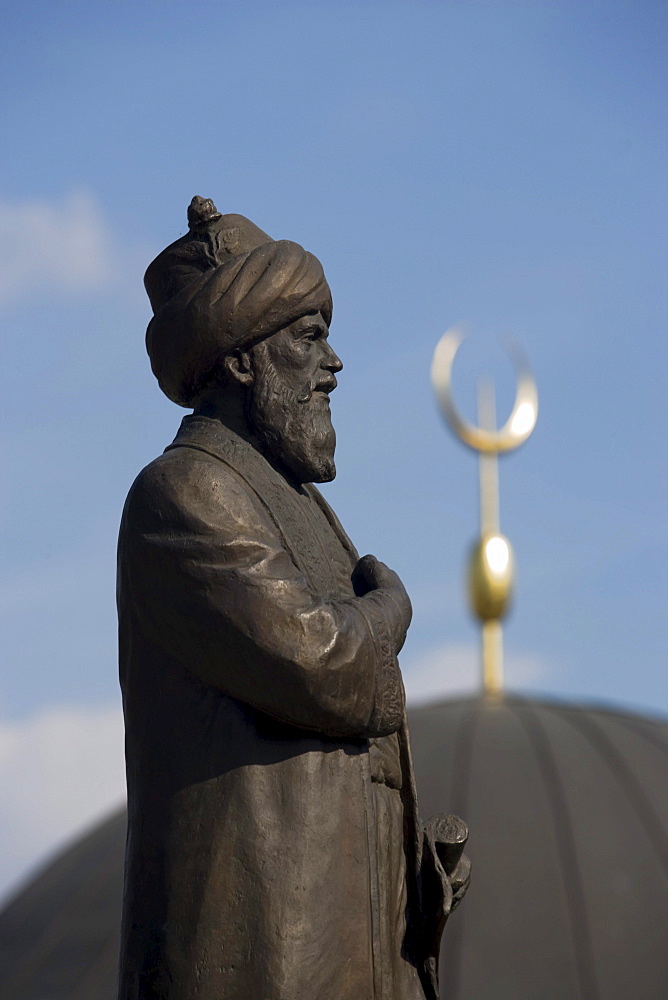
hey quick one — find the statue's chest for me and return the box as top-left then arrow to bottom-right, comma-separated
279,487 -> 356,599
178,423 -> 357,599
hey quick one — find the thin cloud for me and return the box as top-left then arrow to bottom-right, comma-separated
0,703 -> 125,905
0,190 -> 117,304
403,642 -> 549,705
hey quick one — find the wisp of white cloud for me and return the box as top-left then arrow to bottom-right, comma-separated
0,190 -> 117,304
0,703 -> 125,906
403,642 -> 549,705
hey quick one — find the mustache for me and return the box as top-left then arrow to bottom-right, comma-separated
297,374 -> 337,404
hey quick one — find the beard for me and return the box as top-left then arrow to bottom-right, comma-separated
248,355 -> 337,485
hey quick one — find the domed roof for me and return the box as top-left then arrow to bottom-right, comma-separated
410,695 -> 668,1000
0,696 -> 666,999
0,810 -> 124,1000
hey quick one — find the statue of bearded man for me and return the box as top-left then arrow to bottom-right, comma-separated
117,197 -> 470,1000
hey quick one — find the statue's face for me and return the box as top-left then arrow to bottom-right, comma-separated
247,311 -> 342,484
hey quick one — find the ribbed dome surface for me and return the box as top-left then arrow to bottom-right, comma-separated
410,696 -> 668,1000
0,696 -> 666,999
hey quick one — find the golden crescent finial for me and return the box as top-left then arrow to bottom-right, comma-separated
430,327 -> 538,454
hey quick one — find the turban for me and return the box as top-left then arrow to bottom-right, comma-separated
145,197 -> 333,407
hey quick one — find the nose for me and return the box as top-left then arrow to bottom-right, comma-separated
322,340 -> 343,373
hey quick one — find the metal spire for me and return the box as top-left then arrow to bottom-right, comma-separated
431,328 -> 538,696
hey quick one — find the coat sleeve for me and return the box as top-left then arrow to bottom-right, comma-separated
118,452 -> 406,739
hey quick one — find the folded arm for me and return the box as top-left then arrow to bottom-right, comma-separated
120,453 -> 411,739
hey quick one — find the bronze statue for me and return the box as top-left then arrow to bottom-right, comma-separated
117,197 -> 470,1000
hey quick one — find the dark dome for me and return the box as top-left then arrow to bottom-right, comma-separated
0,696 -> 666,999
0,809 -> 124,999
410,695 -> 668,1000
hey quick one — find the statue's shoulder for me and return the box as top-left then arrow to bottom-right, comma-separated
122,442 -> 270,538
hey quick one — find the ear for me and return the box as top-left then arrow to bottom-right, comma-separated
224,349 -> 254,387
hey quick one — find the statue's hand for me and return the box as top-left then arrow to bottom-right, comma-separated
352,554 -> 412,641
417,815 -> 471,997
446,852 -> 472,911
353,554 -> 401,594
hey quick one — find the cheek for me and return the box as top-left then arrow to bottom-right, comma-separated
276,346 -> 320,386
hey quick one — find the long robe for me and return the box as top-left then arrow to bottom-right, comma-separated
117,414 -> 428,1000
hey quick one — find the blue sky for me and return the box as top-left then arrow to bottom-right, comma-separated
1,0 -> 666,898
